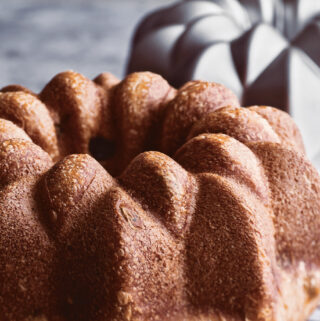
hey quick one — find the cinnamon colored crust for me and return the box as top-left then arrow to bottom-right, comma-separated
0,71 -> 319,321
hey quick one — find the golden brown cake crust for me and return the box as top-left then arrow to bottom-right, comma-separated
0,71 -> 319,321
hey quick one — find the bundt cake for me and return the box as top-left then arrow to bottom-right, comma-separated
0,70 -> 320,321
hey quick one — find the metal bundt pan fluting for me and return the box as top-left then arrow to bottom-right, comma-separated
127,0 -> 320,166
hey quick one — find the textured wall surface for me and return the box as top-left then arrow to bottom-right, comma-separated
0,0 -> 173,91
0,1 -> 320,319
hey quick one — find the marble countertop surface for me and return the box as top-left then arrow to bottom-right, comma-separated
1,0 -> 320,320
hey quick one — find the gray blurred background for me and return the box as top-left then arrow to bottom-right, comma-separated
0,0 -> 173,91
1,0 -> 320,320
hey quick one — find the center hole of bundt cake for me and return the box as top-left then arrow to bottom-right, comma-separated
89,137 -> 116,161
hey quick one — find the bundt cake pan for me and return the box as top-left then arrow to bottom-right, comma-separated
0,70 -> 320,321
127,0 -> 320,166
